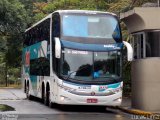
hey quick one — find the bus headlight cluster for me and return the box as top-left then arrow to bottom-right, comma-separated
113,97 -> 122,102
60,95 -> 71,101
110,87 -> 122,93
60,96 -> 65,101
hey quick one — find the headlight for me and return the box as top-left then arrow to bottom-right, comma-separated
111,87 -> 122,93
113,97 -> 122,102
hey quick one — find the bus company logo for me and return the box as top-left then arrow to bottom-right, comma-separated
104,44 -> 120,49
99,86 -> 108,92
25,51 -> 30,66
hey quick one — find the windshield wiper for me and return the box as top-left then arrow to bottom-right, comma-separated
65,71 -> 76,81
65,65 -> 90,81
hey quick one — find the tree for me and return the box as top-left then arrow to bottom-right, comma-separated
32,0 -> 110,22
0,0 -> 29,36
0,0 -> 29,86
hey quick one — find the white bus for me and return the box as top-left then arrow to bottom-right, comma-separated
22,10 -> 133,107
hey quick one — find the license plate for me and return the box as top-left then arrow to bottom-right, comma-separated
87,98 -> 98,103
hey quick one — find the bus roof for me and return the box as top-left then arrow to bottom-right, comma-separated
25,10 -> 117,32
57,10 -> 117,15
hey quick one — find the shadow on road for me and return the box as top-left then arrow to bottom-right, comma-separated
55,105 -> 117,114
30,96 -> 117,114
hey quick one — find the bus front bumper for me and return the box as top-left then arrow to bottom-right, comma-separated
54,89 -> 122,106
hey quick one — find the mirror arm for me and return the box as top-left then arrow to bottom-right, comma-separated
123,41 -> 133,61
55,37 -> 61,58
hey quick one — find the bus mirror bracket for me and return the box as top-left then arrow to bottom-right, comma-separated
123,41 -> 133,61
55,37 -> 61,58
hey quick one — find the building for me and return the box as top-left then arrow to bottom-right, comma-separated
121,7 -> 160,111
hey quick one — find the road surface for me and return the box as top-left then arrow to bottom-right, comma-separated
0,88 -> 132,120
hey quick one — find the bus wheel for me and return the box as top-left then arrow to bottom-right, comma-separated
24,80 -> 26,93
48,91 -> 53,108
42,83 -> 45,103
45,84 -> 50,106
26,82 -> 32,100
44,93 -> 53,108
44,92 -> 48,106
26,84 -> 30,99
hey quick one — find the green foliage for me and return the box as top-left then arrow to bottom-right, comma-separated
0,0 -> 28,67
132,0 -> 158,7
32,0 -> 110,22
0,0 -> 29,86
0,0 -> 28,36
108,0 -> 132,13
0,104 -> 15,111
0,63 -> 5,83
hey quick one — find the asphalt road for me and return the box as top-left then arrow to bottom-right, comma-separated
0,88 -> 132,120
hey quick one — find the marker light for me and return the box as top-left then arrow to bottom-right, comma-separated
113,97 -> 122,102
60,96 -> 65,101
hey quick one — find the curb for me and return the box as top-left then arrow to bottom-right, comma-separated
108,106 -> 160,120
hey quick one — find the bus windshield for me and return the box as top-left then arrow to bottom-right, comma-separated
61,48 -> 121,83
62,14 -> 121,41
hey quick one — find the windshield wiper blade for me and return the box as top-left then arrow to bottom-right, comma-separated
65,65 -> 90,81
65,71 -> 75,81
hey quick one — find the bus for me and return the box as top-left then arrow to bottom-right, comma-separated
22,10 -> 133,107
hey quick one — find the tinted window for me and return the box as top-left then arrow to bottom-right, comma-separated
52,14 -> 60,37
30,57 -> 50,76
24,18 -> 50,47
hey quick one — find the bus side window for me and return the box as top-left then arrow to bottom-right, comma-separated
52,13 -> 60,75
24,18 -> 51,47
52,14 -> 60,37
41,18 -> 50,43
29,32 -> 32,46
30,57 -> 50,76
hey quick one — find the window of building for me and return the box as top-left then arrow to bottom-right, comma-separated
131,33 -> 146,59
146,31 -> 160,57
131,31 -> 160,59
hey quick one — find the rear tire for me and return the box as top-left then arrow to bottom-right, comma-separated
24,81 -> 26,93
45,90 -> 50,106
26,85 -> 30,99
48,91 -> 53,108
26,83 -> 32,100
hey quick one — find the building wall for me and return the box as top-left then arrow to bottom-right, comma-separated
131,58 -> 160,111
121,8 -> 160,33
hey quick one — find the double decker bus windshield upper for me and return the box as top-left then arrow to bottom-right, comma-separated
62,14 -> 121,41
61,48 -> 121,83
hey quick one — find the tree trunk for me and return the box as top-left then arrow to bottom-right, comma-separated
5,62 -> 8,87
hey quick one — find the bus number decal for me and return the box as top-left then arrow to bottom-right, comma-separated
78,86 -> 91,89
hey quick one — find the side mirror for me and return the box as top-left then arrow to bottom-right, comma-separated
123,41 -> 133,61
39,40 -> 48,58
55,37 -> 61,58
